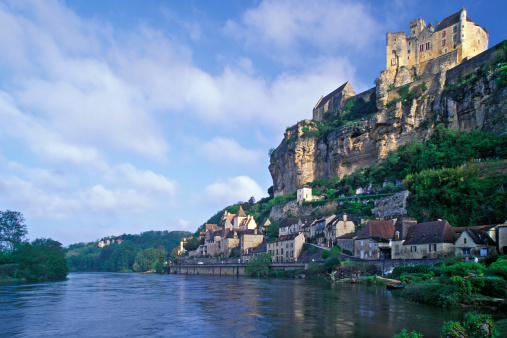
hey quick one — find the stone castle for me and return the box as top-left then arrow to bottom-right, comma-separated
271,7 -> 506,198
312,8 -> 488,122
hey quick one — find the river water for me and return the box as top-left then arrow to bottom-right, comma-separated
0,272 -> 464,337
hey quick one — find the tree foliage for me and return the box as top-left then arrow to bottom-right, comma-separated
245,253 -> 272,277
0,210 -> 28,252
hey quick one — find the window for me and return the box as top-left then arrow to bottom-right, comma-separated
361,241 -> 363,246
392,50 -> 396,54
464,238 -> 467,244
369,242 -> 372,248
462,248 -> 470,255
419,44 -> 424,52
426,42 -> 430,50
442,31 -> 446,38
442,39 -> 446,46
281,248 -> 283,255
276,249 -> 278,255
410,246 -> 417,252
395,245 -> 399,254
478,39 -> 480,45
408,41 -> 411,45
453,35 -> 457,42
453,25 -> 457,33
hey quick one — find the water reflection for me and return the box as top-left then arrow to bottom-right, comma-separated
0,273 -> 463,337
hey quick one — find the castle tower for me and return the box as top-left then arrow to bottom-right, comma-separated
409,18 -> 426,38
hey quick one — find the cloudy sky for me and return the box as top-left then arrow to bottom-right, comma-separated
0,0 -> 505,245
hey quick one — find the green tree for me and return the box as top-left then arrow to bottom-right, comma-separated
245,253 -> 272,277
0,210 -> 28,252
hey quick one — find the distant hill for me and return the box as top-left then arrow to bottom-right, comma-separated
67,230 -> 191,272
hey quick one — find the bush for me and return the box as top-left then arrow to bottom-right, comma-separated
463,312 -> 499,338
487,257 -> 507,279
324,256 -> 341,272
343,249 -> 353,256
402,280 -> 462,308
245,253 -> 272,277
393,329 -> 423,338
441,321 -> 467,338
482,277 -> 507,298
443,262 -> 485,277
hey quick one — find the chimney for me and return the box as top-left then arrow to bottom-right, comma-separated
343,214 -> 347,222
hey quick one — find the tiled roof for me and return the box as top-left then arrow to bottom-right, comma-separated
461,229 -> 495,246
336,233 -> 357,240
237,206 -> 247,218
435,10 -> 475,32
356,220 -> 395,240
314,82 -> 353,110
393,218 -> 417,240
252,243 -> 267,254
205,224 -> 218,230
274,234 -> 301,242
452,224 -> 497,235
300,217 -> 316,228
279,218 -> 299,229
403,221 -> 457,245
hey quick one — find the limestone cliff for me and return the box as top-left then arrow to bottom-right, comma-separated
269,43 -> 507,196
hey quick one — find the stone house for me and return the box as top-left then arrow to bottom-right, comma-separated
391,218 -> 418,259
454,229 -> 496,257
401,221 -> 457,259
498,224 -> 507,255
239,229 -> 264,256
279,218 -> 299,236
354,220 -> 395,259
324,214 -> 355,247
313,216 -> 335,246
386,8 -> 488,76
259,219 -> 271,235
267,233 -> 305,263
336,233 -> 357,255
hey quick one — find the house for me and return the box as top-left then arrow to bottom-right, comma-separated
267,233 -> 305,263
279,218 -> 299,236
242,242 -> 267,262
324,214 -> 355,247
239,229 -> 264,256
354,220 -> 395,259
401,220 -> 457,259
300,217 -> 316,241
313,216 -> 336,246
259,219 -> 271,235
454,229 -> 496,257
336,233 -> 357,255
313,82 -> 356,121
391,218 -> 418,259
498,224 -> 507,254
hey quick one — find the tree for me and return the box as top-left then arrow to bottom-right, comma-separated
0,210 -> 28,252
245,253 -> 272,277
248,196 -> 256,205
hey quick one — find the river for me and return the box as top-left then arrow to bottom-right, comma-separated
0,272 -> 464,337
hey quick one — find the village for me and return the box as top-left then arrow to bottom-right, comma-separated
176,185 -> 507,265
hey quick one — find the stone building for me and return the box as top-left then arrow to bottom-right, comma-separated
391,218 -> 418,259
454,229 -> 496,257
386,8 -> 488,76
401,220 -> 457,259
497,224 -> 507,254
336,233 -> 357,255
324,214 -> 356,247
312,81 -> 355,121
267,233 -> 305,263
279,218 -> 300,236
354,220 -> 395,259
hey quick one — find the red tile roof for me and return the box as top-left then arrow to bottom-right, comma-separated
356,220 -> 395,241
403,221 -> 457,245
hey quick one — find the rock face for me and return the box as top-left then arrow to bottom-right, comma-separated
371,190 -> 410,219
269,200 -> 318,221
269,44 -> 507,196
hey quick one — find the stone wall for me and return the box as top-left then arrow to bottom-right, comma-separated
371,190 -> 410,219
269,200 -> 317,221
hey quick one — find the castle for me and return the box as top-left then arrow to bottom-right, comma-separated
386,8 -> 488,75
312,8 -> 488,122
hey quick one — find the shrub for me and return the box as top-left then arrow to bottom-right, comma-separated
463,312 -> 498,338
393,329 -> 424,338
468,277 -> 485,294
322,250 -> 330,260
402,280 -> 462,308
487,257 -> 507,279
324,256 -> 341,272
482,277 -> 507,298
245,253 -> 272,277
343,249 -> 353,256
480,253 -> 500,267
441,321 -> 467,338
443,262 -> 485,277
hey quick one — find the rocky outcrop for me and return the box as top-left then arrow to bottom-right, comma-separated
371,190 -> 410,219
269,200 -> 318,221
269,44 -> 507,196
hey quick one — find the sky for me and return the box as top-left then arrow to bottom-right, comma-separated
0,0 -> 506,246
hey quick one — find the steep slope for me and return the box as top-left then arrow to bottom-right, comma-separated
269,41 -> 507,196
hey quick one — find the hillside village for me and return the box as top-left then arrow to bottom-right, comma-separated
177,8 -> 507,266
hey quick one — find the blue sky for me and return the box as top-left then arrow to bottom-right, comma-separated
0,0 -> 506,246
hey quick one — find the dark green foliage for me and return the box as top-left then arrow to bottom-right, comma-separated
402,280 -> 463,308
463,312 -> 499,338
479,277 -> 506,298
440,321 -> 467,338
303,243 -> 317,254
481,253 -> 500,267
245,253 -> 272,277
443,262 -> 485,277
183,237 -> 200,251
67,230 -> 190,272
0,210 -> 28,252
8,239 -> 69,280
323,256 -> 341,272
487,257 -> 507,279
393,329 -> 424,338
388,82 -> 427,107
342,249 -> 353,256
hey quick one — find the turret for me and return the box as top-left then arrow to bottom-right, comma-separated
409,18 -> 426,37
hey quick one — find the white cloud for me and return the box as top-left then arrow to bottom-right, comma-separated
204,176 -> 264,207
106,163 -> 177,196
224,0 -> 382,59
198,137 -> 263,167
